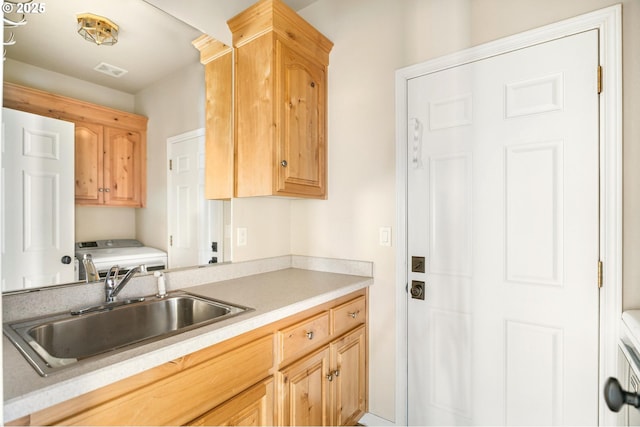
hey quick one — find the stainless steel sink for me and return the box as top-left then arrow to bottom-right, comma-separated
3,291 -> 252,376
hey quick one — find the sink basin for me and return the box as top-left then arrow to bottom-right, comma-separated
3,291 -> 252,376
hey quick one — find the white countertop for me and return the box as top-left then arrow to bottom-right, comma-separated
3,266 -> 372,422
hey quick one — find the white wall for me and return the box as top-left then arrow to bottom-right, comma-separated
231,197 -> 292,262
292,2 -> 404,420
4,59 -> 135,111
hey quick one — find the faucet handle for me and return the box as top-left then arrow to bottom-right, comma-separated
105,265 -> 120,284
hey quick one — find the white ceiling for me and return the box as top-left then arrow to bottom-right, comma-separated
3,0 -> 317,94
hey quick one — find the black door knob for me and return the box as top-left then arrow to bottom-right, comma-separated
61,255 -> 72,265
604,377 -> 640,412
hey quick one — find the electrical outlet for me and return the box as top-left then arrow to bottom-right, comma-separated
237,227 -> 247,246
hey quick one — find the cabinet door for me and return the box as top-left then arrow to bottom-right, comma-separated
103,127 -> 143,207
75,122 -> 103,204
280,347 -> 331,426
275,39 -> 327,198
331,325 -> 366,426
191,378 -> 274,426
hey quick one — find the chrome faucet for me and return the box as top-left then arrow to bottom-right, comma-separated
104,264 -> 146,303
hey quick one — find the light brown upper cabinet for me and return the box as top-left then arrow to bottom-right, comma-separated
3,83 -> 148,208
75,124 -> 145,207
194,0 -> 333,199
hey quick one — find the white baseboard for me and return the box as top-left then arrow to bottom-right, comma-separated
359,412 -> 396,426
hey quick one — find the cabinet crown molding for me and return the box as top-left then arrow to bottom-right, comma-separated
227,0 -> 333,64
3,82 -> 148,131
192,34 -> 232,65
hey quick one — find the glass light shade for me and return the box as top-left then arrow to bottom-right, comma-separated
77,13 -> 118,46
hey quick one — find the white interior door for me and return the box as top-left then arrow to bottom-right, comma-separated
2,108 -> 75,291
167,129 -> 222,268
407,30 -> 600,425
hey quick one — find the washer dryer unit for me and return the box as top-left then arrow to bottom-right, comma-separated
75,239 -> 167,281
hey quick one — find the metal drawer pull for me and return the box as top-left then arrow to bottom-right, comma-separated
306,331 -> 314,340
348,311 -> 359,319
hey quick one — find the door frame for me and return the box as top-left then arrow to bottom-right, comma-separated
395,5 -> 622,426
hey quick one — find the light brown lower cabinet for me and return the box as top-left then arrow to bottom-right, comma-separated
280,346 -> 331,425
7,289 -> 367,426
279,325 -> 366,426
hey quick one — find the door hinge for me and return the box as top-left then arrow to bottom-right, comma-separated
598,260 -> 604,288
169,235 -> 173,246
169,159 -> 173,171
597,66 -> 603,94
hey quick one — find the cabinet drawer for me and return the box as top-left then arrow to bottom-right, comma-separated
278,311 -> 329,363
331,296 -> 366,337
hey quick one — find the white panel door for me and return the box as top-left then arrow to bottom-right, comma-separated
2,108 -> 75,291
167,130 -> 223,268
407,30 -> 599,425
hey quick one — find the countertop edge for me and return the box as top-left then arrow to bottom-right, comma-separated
4,274 -> 372,422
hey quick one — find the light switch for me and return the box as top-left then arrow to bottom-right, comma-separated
379,227 -> 392,247
237,227 -> 247,246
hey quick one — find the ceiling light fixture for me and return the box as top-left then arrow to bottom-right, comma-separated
77,13 -> 118,46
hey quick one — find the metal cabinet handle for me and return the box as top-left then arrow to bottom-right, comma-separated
348,311 -> 359,319
104,188 -> 110,192
326,370 -> 340,382
281,160 -> 288,167
306,331 -> 314,340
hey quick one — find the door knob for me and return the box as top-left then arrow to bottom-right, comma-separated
604,377 -> 640,412
410,281 -> 425,300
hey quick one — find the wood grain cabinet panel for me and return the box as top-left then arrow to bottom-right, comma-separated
279,347 -> 331,426
278,311 -> 330,363
190,378 -> 274,426
195,0 -> 333,200
276,295 -> 368,426
331,296 -> 366,337
331,325 -> 367,426
102,127 -> 144,207
275,39 -> 327,197
56,335 -> 273,426
74,122 -> 103,204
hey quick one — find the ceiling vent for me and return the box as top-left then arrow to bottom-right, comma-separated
94,62 -> 128,78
